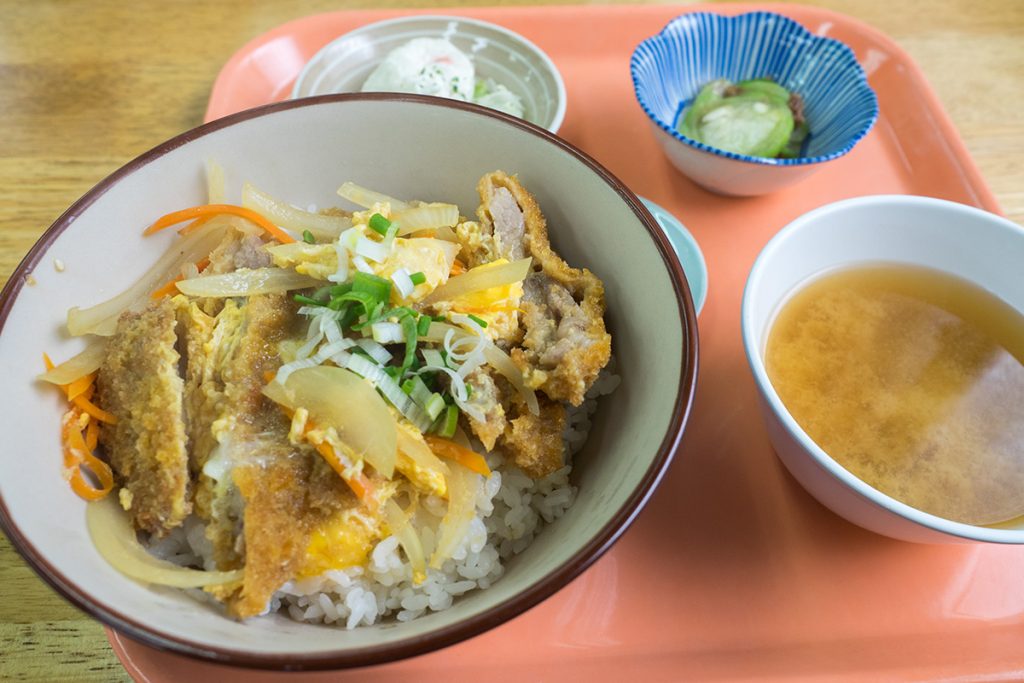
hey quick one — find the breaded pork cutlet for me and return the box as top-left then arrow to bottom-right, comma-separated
95,297 -> 190,536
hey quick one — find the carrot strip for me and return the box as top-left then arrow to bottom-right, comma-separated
450,259 -> 467,276
195,256 -> 211,272
177,215 -> 213,236
144,204 -> 295,244
69,468 -> 112,501
85,419 -> 99,451
424,436 -> 491,476
150,275 -> 183,300
71,394 -> 117,424
312,440 -> 374,502
64,414 -> 113,497
64,372 -> 95,401
50,361 -> 113,502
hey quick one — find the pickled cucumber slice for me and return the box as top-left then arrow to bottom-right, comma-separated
679,79 -> 729,141
735,78 -> 791,104
780,121 -> 810,159
676,78 -> 804,158
696,95 -> 794,157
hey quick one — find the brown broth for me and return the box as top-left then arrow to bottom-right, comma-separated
765,264 -> 1024,526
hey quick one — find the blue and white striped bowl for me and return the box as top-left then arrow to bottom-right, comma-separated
631,12 -> 878,196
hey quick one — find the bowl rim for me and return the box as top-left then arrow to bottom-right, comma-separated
741,193 -> 1024,543
0,92 -> 698,670
291,14 -> 568,133
630,10 -> 879,167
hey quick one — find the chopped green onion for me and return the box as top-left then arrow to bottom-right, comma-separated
424,393 -> 447,421
401,378 -> 416,396
338,304 -> 359,330
333,290 -> 377,314
302,229 -> 316,244
293,294 -> 322,307
432,315 -> 447,322
368,213 -> 391,236
416,315 -> 431,337
329,282 -> 353,297
400,313 -> 418,373
390,306 -> 417,320
383,366 -> 401,379
438,404 -> 459,438
352,271 -> 391,305
351,300 -> 387,331
403,375 -> 434,407
467,314 -> 489,328
409,271 -> 426,286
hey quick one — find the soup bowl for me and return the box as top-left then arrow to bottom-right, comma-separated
742,195 -> 1024,544
0,94 -> 698,668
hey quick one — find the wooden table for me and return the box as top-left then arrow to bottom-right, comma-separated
1,1 -> 1021,680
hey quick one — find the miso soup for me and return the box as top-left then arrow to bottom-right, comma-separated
765,263 -> 1024,526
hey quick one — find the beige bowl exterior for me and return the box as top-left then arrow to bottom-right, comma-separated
0,95 -> 697,669
292,16 -> 567,133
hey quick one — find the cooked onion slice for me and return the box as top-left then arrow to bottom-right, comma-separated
67,221 -> 228,336
430,462 -> 478,569
242,183 -> 351,241
393,204 -> 459,235
37,340 -> 108,385
87,497 -> 243,588
424,258 -> 531,304
337,182 -> 409,211
384,498 -> 427,584
176,267 -> 321,298
206,159 -> 225,204
263,366 -> 397,478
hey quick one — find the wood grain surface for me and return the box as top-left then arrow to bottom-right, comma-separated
1,1 -> 1021,680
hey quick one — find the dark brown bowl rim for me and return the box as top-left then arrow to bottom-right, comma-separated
0,93 -> 699,671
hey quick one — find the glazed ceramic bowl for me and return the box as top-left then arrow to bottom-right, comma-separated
0,94 -> 697,669
292,16 -> 566,133
742,195 -> 1024,544
631,11 -> 878,196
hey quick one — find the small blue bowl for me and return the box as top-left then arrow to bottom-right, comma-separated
631,12 -> 878,196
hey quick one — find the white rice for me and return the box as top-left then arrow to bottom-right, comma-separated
158,366 -> 619,627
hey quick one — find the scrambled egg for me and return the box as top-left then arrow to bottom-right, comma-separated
437,259 -> 524,340
395,421 -> 447,498
267,230 -> 457,305
379,238 -> 457,304
298,508 -> 380,579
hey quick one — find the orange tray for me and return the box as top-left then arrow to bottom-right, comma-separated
109,4 -> 1023,681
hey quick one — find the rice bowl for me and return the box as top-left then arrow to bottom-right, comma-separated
0,94 -> 697,669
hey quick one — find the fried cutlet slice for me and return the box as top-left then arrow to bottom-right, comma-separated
96,298 -> 190,536
181,294 -> 301,570
228,444 -> 359,619
476,171 -> 611,407
502,394 -> 567,479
